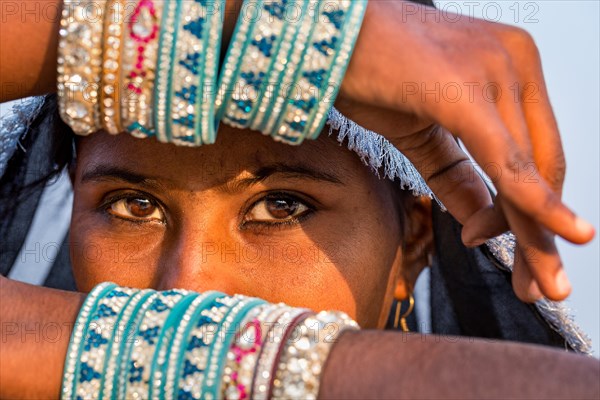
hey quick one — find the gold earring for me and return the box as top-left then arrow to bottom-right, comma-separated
393,294 -> 415,332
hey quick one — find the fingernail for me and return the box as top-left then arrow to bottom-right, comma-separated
527,283 -> 544,302
555,269 -> 572,295
575,217 -> 595,235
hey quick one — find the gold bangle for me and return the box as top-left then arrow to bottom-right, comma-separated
100,0 -> 126,134
57,0 -> 108,136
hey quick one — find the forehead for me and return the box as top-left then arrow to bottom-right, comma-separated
75,124 -> 377,190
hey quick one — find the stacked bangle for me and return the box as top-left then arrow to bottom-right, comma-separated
62,283 -> 359,400
57,0 -> 108,136
218,0 -> 368,144
58,0 -> 368,147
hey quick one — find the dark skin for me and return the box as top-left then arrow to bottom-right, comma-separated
1,0 -> 596,301
69,125 -> 431,329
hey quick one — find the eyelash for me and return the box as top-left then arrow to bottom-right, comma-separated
240,192 -> 315,231
100,191 -> 166,225
99,191 -> 315,230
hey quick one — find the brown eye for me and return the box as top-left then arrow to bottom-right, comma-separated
108,196 -> 164,222
126,198 -> 155,218
246,194 -> 310,223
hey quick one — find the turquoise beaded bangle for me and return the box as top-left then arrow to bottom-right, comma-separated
154,0 -> 225,145
115,290 -> 160,399
166,291 -> 225,400
61,282 -> 116,399
177,294 -> 238,400
100,288 -> 153,400
148,292 -> 200,399
75,286 -> 137,399
125,290 -> 189,399
202,298 -> 266,399
273,0 -> 368,144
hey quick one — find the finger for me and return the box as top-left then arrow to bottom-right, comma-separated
501,200 -> 571,301
512,243 -> 544,303
498,27 -> 566,195
521,77 -> 566,196
393,125 -> 493,225
461,202 -> 509,247
438,101 -> 594,245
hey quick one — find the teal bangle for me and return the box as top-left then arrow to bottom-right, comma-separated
274,0 -> 368,144
167,291 -> 226,400
153,0 -> 183,143
61,282 -> 116,400
148,292 -> 200,399
115,290 -> 160,400
201,297 -> 266,399
125,289 -> 190,399
100,288 -> 154,400
305,0 -> 368,140
216,0 -> 264,125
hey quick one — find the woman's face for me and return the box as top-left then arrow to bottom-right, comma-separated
70,126 -> 413,328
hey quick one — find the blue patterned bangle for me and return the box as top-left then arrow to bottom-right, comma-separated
61,282 -> 116,399
219,0 -> 288,129
100,288 -> 154,400
202,297 -> 266,399
177,295 -> 240,400
74,286 -> 138,399
153,0 -> 225,146
272,0 -> 368,144
125,289 -> 190,399
148,292 -> 200,399
165,291 -> 224,400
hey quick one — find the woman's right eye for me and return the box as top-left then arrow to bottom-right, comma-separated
106,195 -> 165,223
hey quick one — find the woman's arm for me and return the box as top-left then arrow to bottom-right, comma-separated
321,330 -> 600,399
2,278 -> 599,399
0,276 -> 84,399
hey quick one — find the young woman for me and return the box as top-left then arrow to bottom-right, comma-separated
1,0 -> 598,398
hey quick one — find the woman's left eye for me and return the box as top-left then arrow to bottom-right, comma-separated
107,196 -> 164,222
245,193 -> 312,225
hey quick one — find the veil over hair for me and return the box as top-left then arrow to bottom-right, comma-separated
0,0 -> 592,355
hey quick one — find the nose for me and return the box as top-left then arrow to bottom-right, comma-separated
154,221 -> 242,295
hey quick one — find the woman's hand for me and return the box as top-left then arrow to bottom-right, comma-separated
337,0 -> 595,302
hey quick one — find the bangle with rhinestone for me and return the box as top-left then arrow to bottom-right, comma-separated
148,292 -> 201,399
215,0 -> 262,126
163,0 -> 225,146
250,307 -> 311,400
257,0 -> 320,143
218,0 -> 289,129
271,310 -> 359,400
121,0 -> 163,138
202,297 -> 266,399
74,286 -> 138,399
100,0 -> 126,134
221,303 -> 282,400
61,282 -> 116,399
176,294 -> 240,400
164,291 -> 225,400
124,289 -> 190,399
271,0 -> 368,144
100,288 -> 154,400
57,0 -> 107,136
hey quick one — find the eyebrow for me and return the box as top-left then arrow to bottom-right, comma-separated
80,165 -> 168,192
224,163 -> 344,193
79,163 -> 344,192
